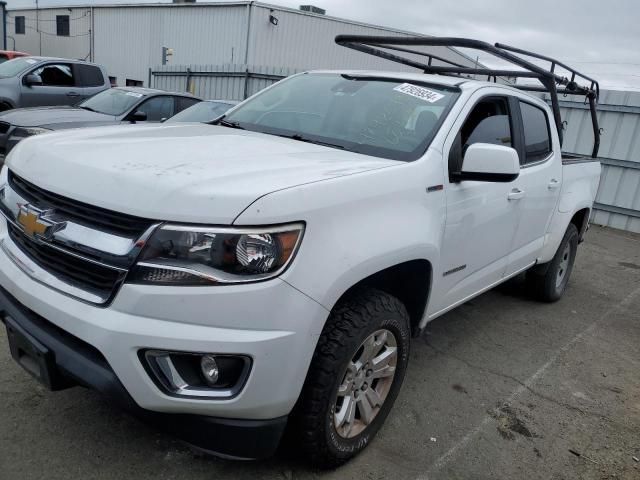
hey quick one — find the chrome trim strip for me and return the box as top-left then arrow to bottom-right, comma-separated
159,222 -> 305,235
520,152 -> 554,169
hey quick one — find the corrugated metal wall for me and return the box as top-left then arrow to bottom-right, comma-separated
558,90 -> 640,233
247,4 -> 477,71
6,7 -> 91,60
93,4 -> 248,87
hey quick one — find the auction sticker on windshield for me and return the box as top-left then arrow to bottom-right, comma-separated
393,83 -> 445,103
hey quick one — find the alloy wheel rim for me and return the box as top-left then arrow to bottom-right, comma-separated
556,243 -> 572,289
332,328 -> 398,439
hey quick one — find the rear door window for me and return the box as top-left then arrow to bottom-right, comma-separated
75,64 -> 104,87
176,97 -> 200,114
519,101 -> 552,163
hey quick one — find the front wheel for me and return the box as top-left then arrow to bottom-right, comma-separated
290,288 -> 411,468
527,223 -> 579,302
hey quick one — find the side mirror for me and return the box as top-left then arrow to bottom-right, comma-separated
130,110 -> 147,122
454,143 -> 520,182
24,74 -> 43,87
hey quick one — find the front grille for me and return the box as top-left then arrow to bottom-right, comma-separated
8,223 -> 124,298
9,171 -> 154,238
0,122 -> 10,134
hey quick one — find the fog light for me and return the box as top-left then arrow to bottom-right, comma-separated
200,354 -> 220,386
141,350 -> 251,399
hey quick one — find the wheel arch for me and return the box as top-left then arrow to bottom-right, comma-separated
0,99 -> 14,112
329,259 -> 432,338
539,203 -> 593,264
570,207 -> 591,241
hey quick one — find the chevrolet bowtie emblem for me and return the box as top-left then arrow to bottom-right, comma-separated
16,205 -> 64,240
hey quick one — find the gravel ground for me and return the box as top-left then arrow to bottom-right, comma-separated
0,225 -> 639,480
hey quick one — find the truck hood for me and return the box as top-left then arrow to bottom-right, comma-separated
0,106 -> 114,127
7,123 -> 398,224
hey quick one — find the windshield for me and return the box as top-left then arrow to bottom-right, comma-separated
79,88 -> 146,116
223,73 -> 459,161
168,101 -> 234,123
0,57 -> 39,78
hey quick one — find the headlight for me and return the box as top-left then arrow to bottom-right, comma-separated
129,223 -> 304,285
11,127 -> 52,138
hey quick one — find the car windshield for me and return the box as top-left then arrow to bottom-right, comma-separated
79,88 -> 146,116
0,57 -> 38,78
222,73 -> 459,161
168,101 -> 235,123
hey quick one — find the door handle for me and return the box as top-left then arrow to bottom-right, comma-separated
507,188 -> 525,201
548,179 -> 561,190
67,92 -> 80,97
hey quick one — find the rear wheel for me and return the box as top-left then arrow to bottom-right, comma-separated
291,288 -> 410,468
527,223 -> 579,302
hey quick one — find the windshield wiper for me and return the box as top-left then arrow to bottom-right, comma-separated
278,133 -> 345,150
79,106 -> 96,112
216,118 -> 245,130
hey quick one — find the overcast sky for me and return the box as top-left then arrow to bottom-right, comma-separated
7,0 -> 640,90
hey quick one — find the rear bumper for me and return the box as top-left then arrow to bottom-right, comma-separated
0,285 -> 287,459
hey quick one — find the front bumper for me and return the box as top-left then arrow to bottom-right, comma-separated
0,217 -> 329,457
0,286 -> 287,459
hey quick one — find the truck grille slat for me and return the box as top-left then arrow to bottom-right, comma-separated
8,224 -> 124,297
9,171 -> 154,238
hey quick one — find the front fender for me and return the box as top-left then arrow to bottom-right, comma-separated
234,155 -> 444,315
0,97 -> 16,110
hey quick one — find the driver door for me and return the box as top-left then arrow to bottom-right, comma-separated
429,93 -> 523,316
20,63 -> 79,107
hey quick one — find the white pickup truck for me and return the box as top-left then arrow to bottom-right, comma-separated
0,37 -> 601,467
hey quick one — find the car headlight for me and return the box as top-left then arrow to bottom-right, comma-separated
11,127 -> 52,138
129,223 -> 304,285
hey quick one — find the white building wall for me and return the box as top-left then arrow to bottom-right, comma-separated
7,7 -> 91,61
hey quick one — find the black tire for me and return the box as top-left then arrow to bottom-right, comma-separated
527,223 -> 579,302
290,287 -> 411,468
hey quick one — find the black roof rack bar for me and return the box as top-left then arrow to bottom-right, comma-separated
335,35 -> 600,158
367,43 -> 473,70
495,42 -> 600,100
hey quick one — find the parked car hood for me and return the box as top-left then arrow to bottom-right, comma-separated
0,106 -> 115,128
7,123 -> 399,224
